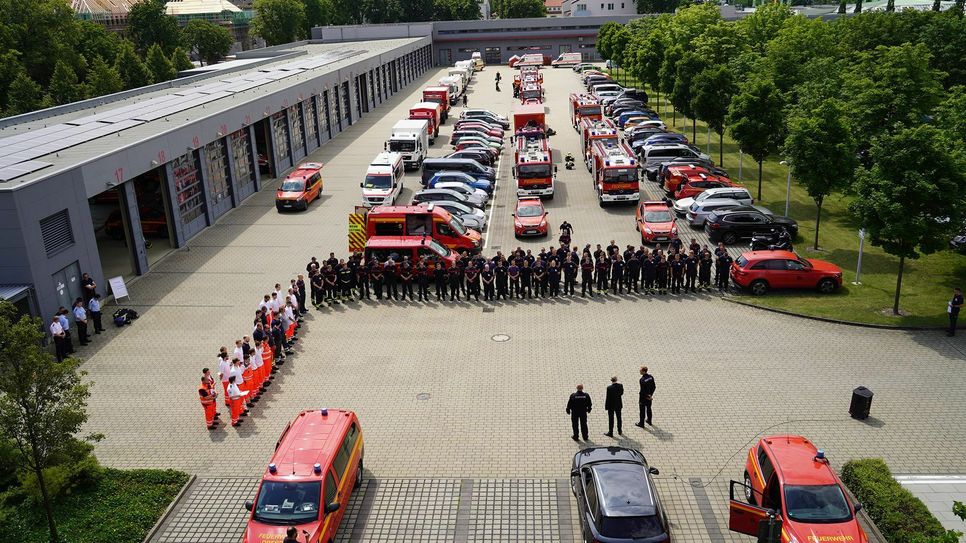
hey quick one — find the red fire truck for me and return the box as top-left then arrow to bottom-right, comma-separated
569,93 -> 602,127
422,87 -> 450,122
590,141 -> 640,206
520,83 -> 544,105
514,141 -> 555,199
579,117 -> 619,169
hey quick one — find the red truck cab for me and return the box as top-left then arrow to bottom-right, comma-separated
590,141 -> 639,205
365,204 -> 482,253
579,118 -> 618,168
569,93 -> 602,127
243,409 -> 363,543
514,143 -> 555,198
422,87 -> 450,122
410,102 -> 443,141
365,236 -> 460,267
730,435 -> 867,543
520,83 -> 544,105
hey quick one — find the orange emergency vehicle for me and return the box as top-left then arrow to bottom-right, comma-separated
365,236 -> 460,268
514,141 -> 555,198
590,141 -> 640,205
579,118 -> 619,169
243,409 -> 364,543
364,205 -> 482,253
569,93 -> 602,127
520,83 -> 544,105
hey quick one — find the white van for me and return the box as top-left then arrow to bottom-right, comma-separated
454,61 -> 474,80
552,52 -> 582,67
449,67 -> 469,87
438,75 -> 463,102
361,152 -> 404,207
470,52 -> 484,71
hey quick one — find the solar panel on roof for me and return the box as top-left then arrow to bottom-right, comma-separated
0,160 -> 52,181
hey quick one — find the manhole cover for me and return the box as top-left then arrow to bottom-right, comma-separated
416,393 -> 431,401
482,307 -> 495,313
491,334 -> 510,342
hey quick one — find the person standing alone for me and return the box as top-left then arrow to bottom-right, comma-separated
566,384 -> 592,441
948,287 -> 963,337
636,366 -> 655,427
604,376 -> 623,437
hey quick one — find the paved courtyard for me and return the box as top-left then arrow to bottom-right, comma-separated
71,65 -> 966,541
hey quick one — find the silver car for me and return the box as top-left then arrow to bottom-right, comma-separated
433,181 -> 489,204
427,200 -> 486,231
686,200 -> 773,227
673,186 -> 754,215
412,188 -> 486,210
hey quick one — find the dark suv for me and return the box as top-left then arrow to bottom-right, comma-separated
704,208 -> 798,244
571,447 -> 670,543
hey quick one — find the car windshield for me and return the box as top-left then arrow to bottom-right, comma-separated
449,218 -> 468,235
580,106 -> 602,116
591,136 -> 619,149
784,485 -> 852,523
517,205 -> 543,218
523,89 -> 541,99
604,169 -> 637,183
518,164 -> 551,178
601,515 -> 665,539
363,174 -> 391,189
429,239 -> 451,257
644,211 -> 673,223
388,140 -> 415,152
280,179 -> 305,192
253,481 -> 321,525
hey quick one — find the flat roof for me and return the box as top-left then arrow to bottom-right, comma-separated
0,37 -> 424,190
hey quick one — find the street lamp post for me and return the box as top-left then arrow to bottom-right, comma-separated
780,160 -> 792,217
853,228 -> 866,285
738,149 -> 743,182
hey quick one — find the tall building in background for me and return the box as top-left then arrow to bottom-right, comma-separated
562,0 -> 636,15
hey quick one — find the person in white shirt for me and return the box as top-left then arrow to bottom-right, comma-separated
270,292 -> 281,313
232,340 -> 244,365
88,294 -> 104,334
72,300 -> 90,346
217,352 -> 232,407
227,376 -> 245,426
50,316 -> 66,361
258,294 -> 271,314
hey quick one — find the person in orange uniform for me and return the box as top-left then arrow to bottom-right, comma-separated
202,367 -> 220,421
227,375 -> 246,427
199,374 -> 218,429
260,338 -> 275,381
241,355 -> 256,406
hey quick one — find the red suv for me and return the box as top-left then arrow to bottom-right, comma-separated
731,250 -> 842,295
730,435 -> 867,543
513,197 -> 549,237
673,173 -> 737,200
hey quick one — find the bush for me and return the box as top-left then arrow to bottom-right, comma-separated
841,458 -> 946,543
16,438 -> 104,504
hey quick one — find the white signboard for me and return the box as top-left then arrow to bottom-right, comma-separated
108,276 -> 129,302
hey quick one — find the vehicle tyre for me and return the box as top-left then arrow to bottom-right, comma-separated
355,458 -> 364,489
744,472 -> 756,505
750,279 -> 769,296
817,278 -> 837,294
722,232 -> 738,244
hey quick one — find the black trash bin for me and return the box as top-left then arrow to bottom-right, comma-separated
849,386 -> 873,420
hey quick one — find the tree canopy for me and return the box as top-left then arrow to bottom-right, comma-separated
252,0 -> 307,45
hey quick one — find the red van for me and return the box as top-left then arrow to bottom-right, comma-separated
243,409 -> 363,543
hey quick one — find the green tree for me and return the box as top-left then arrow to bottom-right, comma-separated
0,301 -> 96,543
303,0 -> 335,30
934,86 -> 966,145
843,43 -> 945,148
1,0 -> 81,85
596,21 -> 619,63
146,43 -> 177,82
114,41 -> 153,89
252,0 -> 307,45
6,71 -> 44,115
331,0 -> 364,23
670,51 -> 706,140
501,0 -> 545,17
170,46 -> 195,72
433,0 -> 480,20
740,2 -> 793,54
365,0 -> 402,23
783,100 -> 857,249
127,0 -> 181,54
0,52 -> 25,113
86,56 -> 124,97
764,15 -> 834,96
635,0 -> 680,13
399,0 -> 433,20
49,60 -> 84,105
183,20 -> 234,66
727,75 -> 784,200
75,20 -> 122,64
692,65 -> 736,166
849,125 -> 966,315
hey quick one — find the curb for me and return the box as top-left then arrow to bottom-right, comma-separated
722,297 -> 956,331
142,473 -> 197,543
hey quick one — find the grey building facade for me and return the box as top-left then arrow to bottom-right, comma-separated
0,37 -> 432,319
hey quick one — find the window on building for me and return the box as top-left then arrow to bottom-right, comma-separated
607,3 -> 613,8
229,129 -> 254,189
204,140 -> 231,205
172,151 -> 206,227
271,111 -> 289,160
288,105 -> 304,152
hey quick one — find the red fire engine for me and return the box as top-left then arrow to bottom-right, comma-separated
569,93 -> 602,127
590,141 -> 639,206
579,118 -> 619,169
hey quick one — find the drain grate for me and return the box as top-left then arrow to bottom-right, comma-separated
416,393 -> 431,400
482,307 -> 495,313
491,334 -> 510,342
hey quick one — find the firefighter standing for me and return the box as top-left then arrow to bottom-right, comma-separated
610,255 -> 625,294
670,254 -> 685,294
580,256 -> 594,297
434,261 -> 448,301
481,264 -> 495,300
564,256 -> 577,296
716,250 -> 733,292
416,261 -> 430,301
399,261 -> 414,301
604,376 -> 623,437
637,366 -> 655,427
465,265 -> 481,302
684,251 -> 698,292
566,384 -> 592,441
199,373 -> 218,430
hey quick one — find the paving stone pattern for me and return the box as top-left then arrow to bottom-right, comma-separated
76,65 -> 965,542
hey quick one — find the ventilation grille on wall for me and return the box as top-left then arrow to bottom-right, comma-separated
40,210 -> 75,257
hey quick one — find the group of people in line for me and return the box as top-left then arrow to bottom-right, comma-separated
566,366 -> 657,441
48,273 -> 105,362
198,279 -> 309,429
305,223 -> 736,307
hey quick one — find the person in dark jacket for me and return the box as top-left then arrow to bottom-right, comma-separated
604,376 -> 624,437
636,366 -> 656,427
566,384 -> 592,441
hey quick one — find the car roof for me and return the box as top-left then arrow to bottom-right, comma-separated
266,409 -> 353,481
517,198 -> 543,207
286,163 -> 323,179
573,446 -> 645,468
366,236 -> 435,249
642,200 -> 670,210
741,250 -> 800,261
592,463 -> 657,517
760,435 -> 839,486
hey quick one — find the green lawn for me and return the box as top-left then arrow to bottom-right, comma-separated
0,468 -> 189,543
607,71 -> 966,326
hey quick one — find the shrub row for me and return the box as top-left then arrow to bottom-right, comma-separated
841,458 -> 945,543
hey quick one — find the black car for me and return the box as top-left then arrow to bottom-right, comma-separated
446,149 -> 495,167
704,208 -> 799,244
610,103 -> 652,119
616,88 -> 648,104
572,447 -> 670,543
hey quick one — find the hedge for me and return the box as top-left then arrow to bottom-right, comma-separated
841,458 -> 946,543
